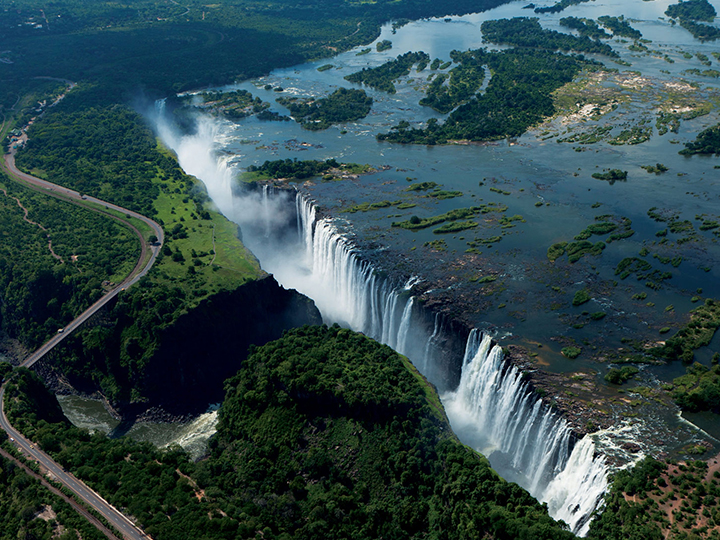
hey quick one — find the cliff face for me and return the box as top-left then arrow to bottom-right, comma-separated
38,275 -> 321,418
415,304 -> 471,392
139,275 -> 322,414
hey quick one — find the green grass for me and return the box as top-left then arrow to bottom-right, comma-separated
149,146 -> 263,300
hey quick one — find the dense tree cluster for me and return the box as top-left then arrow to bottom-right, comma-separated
670,361 -> 720,412
597,16 -> 643,39
277,88 -> 373,130
559,17 -> 611,40
604,366 -> 639,384
15,107 -> 170,217
4,328 -> 578,540
664,0 -> 718,40
587,457 -> 720,540
665,0 -> 717,22
592,169 -> 628,183
0,452 -> 106,540
185,89 -> 271,119
345,51 -> 430,93
0,178 -> 139,348
534,0 -> 592,14
481,18 -> 618,57
247,158 -> 339,179
587,458 -> 667,540
649,299 -> 720,365
379,47 -> 596,143
419,50 -> 488,113
680,124 -> 720,155
1,0 -> 517,110
678,19 -> 720,41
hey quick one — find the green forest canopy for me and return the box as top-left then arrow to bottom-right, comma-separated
379,47 -> 599,143
4,327 -> 578,540
0,0 -> 513,106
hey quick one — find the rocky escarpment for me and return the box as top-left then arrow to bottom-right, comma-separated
139,275 -> 321,414
37,275 -> 321,419
504,344 -> 613,436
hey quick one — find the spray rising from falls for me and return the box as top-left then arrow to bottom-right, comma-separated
259,191 -> 610,535
153,108 -> 611,535
444,331 -> 609,536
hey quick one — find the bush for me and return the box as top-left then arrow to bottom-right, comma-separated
573,289 -> 591,306
605,366 -> 639,384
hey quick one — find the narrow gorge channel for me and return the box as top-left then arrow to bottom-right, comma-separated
156,112 -> 614,535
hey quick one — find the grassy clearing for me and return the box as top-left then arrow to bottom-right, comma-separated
149,144 -> 263,301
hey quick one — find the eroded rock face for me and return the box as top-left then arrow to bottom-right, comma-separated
504,344 -> 613,436
140,275 -> 322,414
38,275 -> 321,419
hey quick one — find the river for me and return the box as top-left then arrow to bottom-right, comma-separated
61,0 -> 720,534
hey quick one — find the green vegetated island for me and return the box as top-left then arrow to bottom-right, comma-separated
2,0 -> 720,538
242,158 -> 374,182
276,88 -> 373,130
665,0 -> 720,42
368,17 -> 611,144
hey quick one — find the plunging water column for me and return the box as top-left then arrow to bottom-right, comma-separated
444,331 -> 608,536
154,110 -> 609,535
266,191 -> 609,535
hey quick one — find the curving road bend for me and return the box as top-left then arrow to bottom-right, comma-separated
3,144 -> 164,368
1,142 -> 162,539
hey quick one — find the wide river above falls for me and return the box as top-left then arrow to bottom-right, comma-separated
61,0 -> 720,533
191,0 -> 720,402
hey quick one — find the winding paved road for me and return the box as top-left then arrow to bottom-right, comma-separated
3,145 -> 164,368
0,446 -> 118,538
0,387 -> 150,540
1,138 -> 163,539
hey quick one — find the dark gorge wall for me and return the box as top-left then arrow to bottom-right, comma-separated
142,275 -> 321,413
37,275 -> 321,418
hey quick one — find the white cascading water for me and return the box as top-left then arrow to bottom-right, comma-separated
292,196 -> 423,356
153,108 -> 610,535
444,330 -> 609,536
277,193 -> 610,535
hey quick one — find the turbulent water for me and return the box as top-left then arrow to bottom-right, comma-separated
444,331 -> 608,535
143,0 -> 720,526
57,0 -> 720,518
290,199 -> 611,534
58,395 -> 219,460
152,106 -> 613,532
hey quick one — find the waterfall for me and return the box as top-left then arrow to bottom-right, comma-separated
292,195 -> 419,350
153,108 -> 611,535
289,193 -> 608,535
444,332 -> 609,536
396,296 -> 415,355
543,436 -> 608,536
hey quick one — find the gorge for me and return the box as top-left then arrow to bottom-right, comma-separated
156,108 -> 615,535
6,0 -> 720,537
147,0 -> 720,534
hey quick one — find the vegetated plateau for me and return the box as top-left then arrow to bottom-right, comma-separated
3,0 -> 720,538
